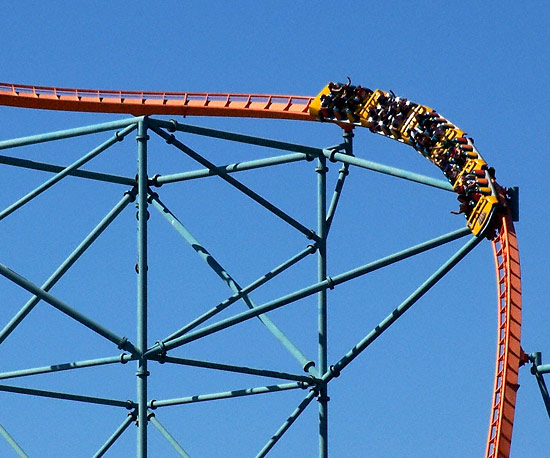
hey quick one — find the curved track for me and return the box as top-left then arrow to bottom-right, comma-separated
0,81 -> 522,457
487,213 -> 522,458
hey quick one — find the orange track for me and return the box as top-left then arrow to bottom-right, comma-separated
0,82 -> 315,120
487,214 -> 522,458
0,82 -> 522,457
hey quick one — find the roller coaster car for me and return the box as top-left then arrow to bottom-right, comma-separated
453,158 -> 499,236
310,82 -> 375,125
468,194 -> 499,237
309,84 -> 332,120
398,104 -> 435,146
356,89 -> 387,127
453,158 -> 490,191
310,82 -> 502,237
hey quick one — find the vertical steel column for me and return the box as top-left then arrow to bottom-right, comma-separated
136,120 -> 149,457
317,144 -> 329,458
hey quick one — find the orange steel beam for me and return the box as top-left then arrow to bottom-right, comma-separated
487,213 -> 522,458
0,82 -> 315,120
0,81 -> 522,458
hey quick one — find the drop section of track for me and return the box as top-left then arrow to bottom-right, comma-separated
486,213 -> 522,458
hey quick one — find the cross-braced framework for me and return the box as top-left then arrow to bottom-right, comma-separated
1,115 -> 493,457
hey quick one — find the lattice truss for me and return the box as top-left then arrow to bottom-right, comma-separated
0,116 -> 514,457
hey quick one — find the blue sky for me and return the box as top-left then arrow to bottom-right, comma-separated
0,2 -> 548,457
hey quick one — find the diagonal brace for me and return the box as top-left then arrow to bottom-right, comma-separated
92,411 -> 136,458
0,423 -> 29,458
160,243 -> 316,344
0,153 -> 135,186
0,189 -> 136,345
255,389 -> 317,458
149,124 -> 320,242
0,262 -> 138,356
148,412 -> 191,458
146,227 -> 471,357
150,193 -> 316,373
0,123 -> 136,221
324,235 -> 483,383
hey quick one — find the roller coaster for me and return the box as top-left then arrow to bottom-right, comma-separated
0,80 -> 533,457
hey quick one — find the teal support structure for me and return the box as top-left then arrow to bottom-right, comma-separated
93,413 -> 137,458
149,195 -> 316,374
145,227 -> 471,357
255,390 -> 317,458
0,153 -> 135,185
148,413 -> 191,458
0,354 -> 134,381
161,243 -> 317,346
149,124 -> 320,242
0,424 -> 28,458
136,120 -> 150,458
529,352 -> 550,420
0,191 -> 136,346
0,383 -> 135,409
155,355 -> 315,384
149,382 -> 305,409
0,123 -> 136,221
0,115 -> 496,457
317,136 -> 329,458
0,262 -> 138,355
0,117 -> 143,151
154,152 -> 308,186
324,235 -> 483,383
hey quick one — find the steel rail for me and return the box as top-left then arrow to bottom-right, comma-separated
0,82 -> 314,120
486,213 -> 522,458
0,81 -> 522,457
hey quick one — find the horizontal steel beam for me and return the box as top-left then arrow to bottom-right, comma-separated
327,151 -> 453,191
0,117 -> 143,150
149,382 -> 305,409
0,384 -> 135,409
154,152 -> 308,186
0,154 -> 135,186
0,354 -> 134,380
152,355 -> 316,384
149,119 -> 323,157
